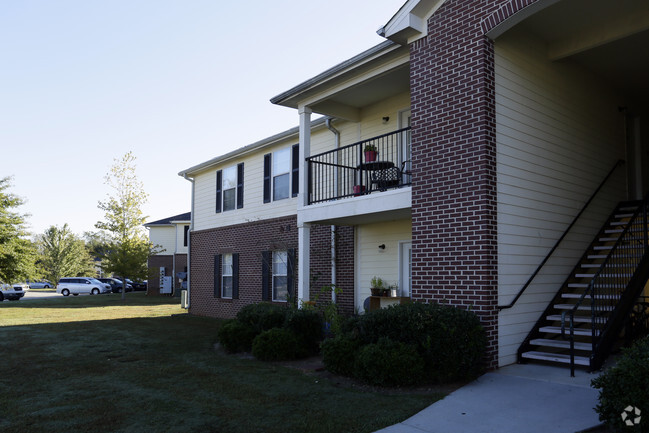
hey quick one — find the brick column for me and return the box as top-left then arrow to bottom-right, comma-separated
409,0 -> 507,368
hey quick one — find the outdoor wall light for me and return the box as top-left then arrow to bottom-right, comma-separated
382,116 -> 390,124
378,244 -> 386,250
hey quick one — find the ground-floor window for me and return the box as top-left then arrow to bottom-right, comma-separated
272,250 -> 288,302
222,253 -> 233,298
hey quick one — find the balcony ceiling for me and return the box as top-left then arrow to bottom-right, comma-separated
310,64 -> 411,120
513,0 -> 649,108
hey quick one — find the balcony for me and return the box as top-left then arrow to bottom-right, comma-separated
306,127 -> 411,205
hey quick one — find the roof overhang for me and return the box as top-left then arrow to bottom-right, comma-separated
178,117 -> 327,178
270,41 -> 410,121
377,0 -> 447,44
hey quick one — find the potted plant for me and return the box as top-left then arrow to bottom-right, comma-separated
364,144 -> 377,162
370,276 -> 385,296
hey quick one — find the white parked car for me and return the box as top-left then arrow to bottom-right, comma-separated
0,283 -> 29,301
56,278 -> 111,296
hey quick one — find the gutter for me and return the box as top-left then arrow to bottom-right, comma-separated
182,173 -> 195,310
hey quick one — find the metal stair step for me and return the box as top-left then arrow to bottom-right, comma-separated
605,229 -> 624,234
562,293 -> 621,300
521,351 -> 590,366
568,283 -> 589,288
587,255 -> 607,259
597,237 -> 619,242
609,221 -> 628,226
529,338 -> 592,351
614,213 -> 634,218
554,303 -> 614,311
575,273 -> 595,278
539,326 -> 599,336
547,314 -> 592,323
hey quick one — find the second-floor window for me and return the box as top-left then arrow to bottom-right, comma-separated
216,163 -> 244,213
264,144 -> 299,203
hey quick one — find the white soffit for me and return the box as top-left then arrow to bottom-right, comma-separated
378,0 -> 447,44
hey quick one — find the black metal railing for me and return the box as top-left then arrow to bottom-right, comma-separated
306,127 -> 411,204
499,160 -> 625,310
566,193 -> 649,376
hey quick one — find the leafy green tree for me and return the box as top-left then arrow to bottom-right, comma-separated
38,224 -> 95,284
0,177 -> 38,283
95,152 -> 159,300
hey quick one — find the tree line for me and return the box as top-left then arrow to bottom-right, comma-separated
0,152 -> 160,298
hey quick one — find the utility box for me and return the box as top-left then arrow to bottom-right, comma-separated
181,290 -> 188,309
160,276 -> 172,294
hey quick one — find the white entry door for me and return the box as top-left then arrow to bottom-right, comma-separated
399,241 -> 412,297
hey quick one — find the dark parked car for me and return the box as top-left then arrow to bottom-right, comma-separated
128,279 -> 147,291
98,278 -> 133,293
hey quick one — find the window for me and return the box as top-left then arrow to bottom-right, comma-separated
222,254 -> 233,298
216,163 -> 244,213
261,249 -> 294,302
272,251 -> 288,301
213,253 -> 239,299
222,166 -> 236,211
183,225 -> 189,247
273,148 -> 290,201
263,145 -> 298,203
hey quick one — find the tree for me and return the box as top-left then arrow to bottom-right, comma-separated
0,177 -> 38,283
95,152 -> 158,300
38,224 -> 95,284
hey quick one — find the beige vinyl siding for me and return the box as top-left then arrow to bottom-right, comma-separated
356,219 -> 411,312
495,28 -> 626,366
176,224 -> 189,254
149,226 -> 176,255
192,138 -> 299,232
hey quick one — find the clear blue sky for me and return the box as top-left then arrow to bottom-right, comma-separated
2,0 -> 405,237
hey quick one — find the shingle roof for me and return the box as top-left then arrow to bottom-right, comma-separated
144,212 -> 191,227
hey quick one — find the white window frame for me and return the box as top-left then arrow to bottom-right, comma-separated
222,253 -> 233,299
272,250 -> 288,302
272,148 -> 290,201
222,165 -> 237,211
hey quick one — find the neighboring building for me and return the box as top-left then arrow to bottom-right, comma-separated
145,212 -> 191,295
181,0 -> 648,371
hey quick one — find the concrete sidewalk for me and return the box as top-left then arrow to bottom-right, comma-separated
376,364 -> 603,433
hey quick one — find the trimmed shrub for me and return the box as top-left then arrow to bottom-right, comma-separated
353,338 -> 424,387
353,302 -> 486,383
592,336 -> 649,431
321,334 -> 361,377
217,319 -> 258,353
236,302 -> 289,333
285,308 -> 324,357
252,328 -> 299,361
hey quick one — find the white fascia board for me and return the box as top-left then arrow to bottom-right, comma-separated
178,117 -> 327,177
378,0 -> 447,44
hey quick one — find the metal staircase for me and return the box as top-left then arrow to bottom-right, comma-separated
518,198 -> 649,375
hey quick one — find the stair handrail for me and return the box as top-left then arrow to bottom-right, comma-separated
563,193 -> 649,376
499,159 -> 625,310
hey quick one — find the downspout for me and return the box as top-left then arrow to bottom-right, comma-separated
182,173 -> 195,309
326,117 -> 339,303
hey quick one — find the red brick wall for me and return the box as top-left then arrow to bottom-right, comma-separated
147,255 -> 173,296
409,0 -> 540,368
189,216 -> 355,319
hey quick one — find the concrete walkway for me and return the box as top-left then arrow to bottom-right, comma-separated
376,364 -> 603,433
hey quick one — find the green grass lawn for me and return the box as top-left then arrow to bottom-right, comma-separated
0,293 -> 445,433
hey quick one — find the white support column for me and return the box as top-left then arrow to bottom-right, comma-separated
298,222 -> 311,305
298,105 -> 312,208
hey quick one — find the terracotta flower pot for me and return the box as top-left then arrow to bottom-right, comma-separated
364,150 -> 377,162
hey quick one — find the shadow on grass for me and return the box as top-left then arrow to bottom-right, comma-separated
0,311 -> 445,433
1,292 -> 179,309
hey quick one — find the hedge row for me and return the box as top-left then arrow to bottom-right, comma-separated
217,303 -> 323,361
323,302 -> 487,385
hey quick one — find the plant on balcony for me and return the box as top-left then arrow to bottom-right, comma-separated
370,276 -> 387,297
364,144 -> 377,162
